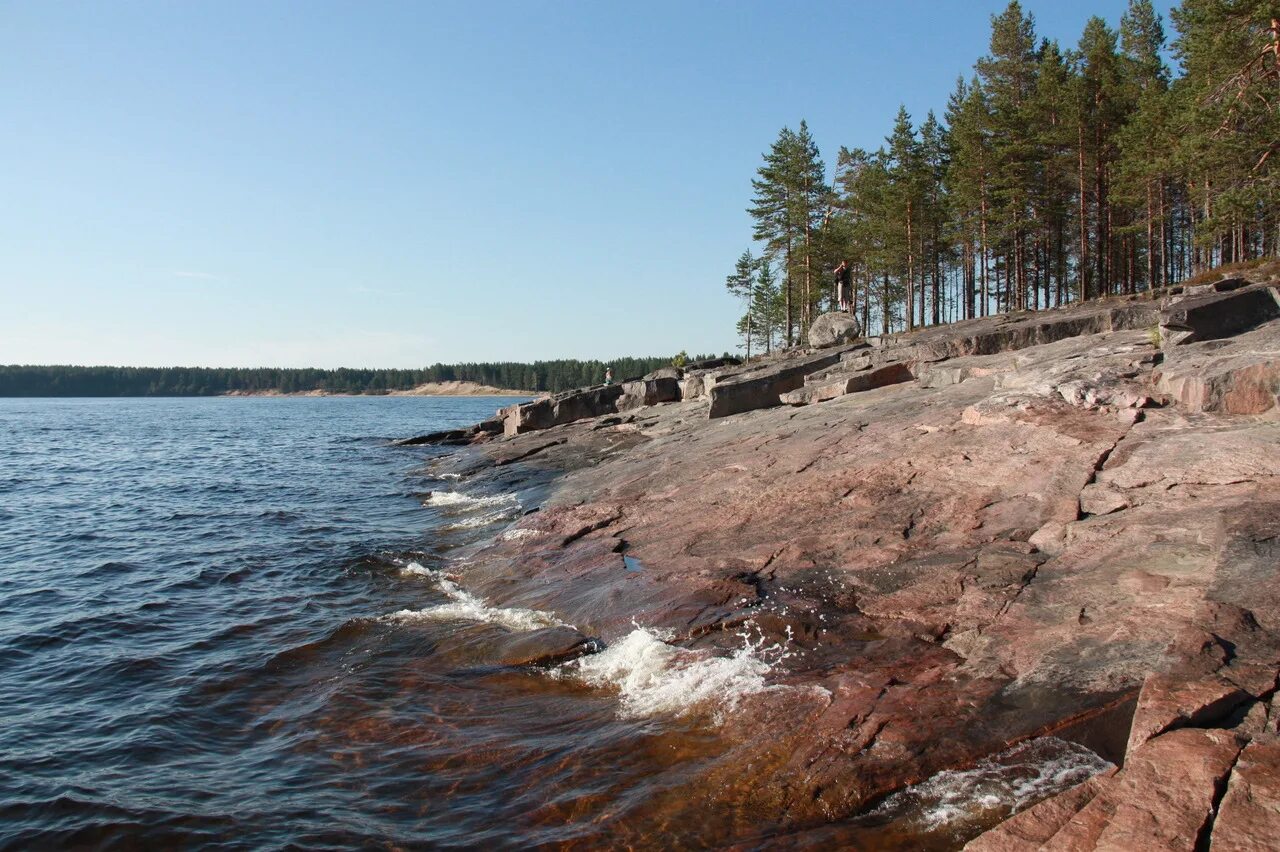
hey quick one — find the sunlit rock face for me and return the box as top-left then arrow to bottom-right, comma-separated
420,280 -> 1280,847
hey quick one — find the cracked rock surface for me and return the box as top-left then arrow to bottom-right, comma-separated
421,289 -> 1280,848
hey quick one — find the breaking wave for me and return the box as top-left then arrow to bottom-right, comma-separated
560,627 -> 784,721
388,562 -> 562,631
498,527 -> 543,541
420,489 -> 522,530
421,490 -> 517,509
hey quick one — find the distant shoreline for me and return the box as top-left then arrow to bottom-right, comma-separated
223,381 -> 540,398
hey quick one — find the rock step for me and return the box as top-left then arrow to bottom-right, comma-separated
396,417 -> 503,445
707,349 -> 845,418
617,376 -> 680,411
1159,284 -> 1280,347
969,668 -> 1280,851
780,362 -> 915,406
503,385 -> 624,436
964,769 -> 1116,851
1153,318 -> 1280,415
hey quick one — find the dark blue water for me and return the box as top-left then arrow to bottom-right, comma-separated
1,397 -> 736,849
0,397 -> 1103,850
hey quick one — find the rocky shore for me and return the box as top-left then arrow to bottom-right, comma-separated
406,268 -> 1280,849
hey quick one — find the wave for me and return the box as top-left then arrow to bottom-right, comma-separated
560,627 -> 782,721
387,562 -> 563,631
868,736 -> 1114,832
498,528 -> 543,541
421,491 -> 516,509
441,511 -> 522,531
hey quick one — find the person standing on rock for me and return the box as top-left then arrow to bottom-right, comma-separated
604,366 -> 613,386
834,261 -> 852,313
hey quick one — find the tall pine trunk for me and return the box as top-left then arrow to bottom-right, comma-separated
1078,123 -> 1090,301
906,199 -> 915,332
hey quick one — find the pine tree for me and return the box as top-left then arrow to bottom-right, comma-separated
792,121 -> 830,330
1115,0 -> 1172,291
1171,0 -> 1280,263
748,122 -> 828,346
978,1 -> 1042,312
749,127 -> 799,345
726,249 -> 759,358
946,76 -> 995,318
1032,39 -> 1076,308
886,106 -> 924,330
919,111 -> 951,325
749,259 -> 784,354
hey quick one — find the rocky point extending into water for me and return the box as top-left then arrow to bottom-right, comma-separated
401,267 -> 1280,849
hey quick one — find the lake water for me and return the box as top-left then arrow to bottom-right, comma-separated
0,397 -> 1109,849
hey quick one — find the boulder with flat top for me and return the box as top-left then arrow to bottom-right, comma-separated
808,312 -> 863,348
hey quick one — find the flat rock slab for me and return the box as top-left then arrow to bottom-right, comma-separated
504,385 -> 624,436
414,302 -> 1280,846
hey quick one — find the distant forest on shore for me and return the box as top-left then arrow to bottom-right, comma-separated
0,357 -> 715,397
728,0 -> 1279,355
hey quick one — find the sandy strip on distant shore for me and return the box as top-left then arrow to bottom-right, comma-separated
222,381 -> 539,398
388,381 -> 541,397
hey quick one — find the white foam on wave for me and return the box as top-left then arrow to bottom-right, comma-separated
441,510 -> 521,530
398,562 -> 441,579
388,562 -> 563,631
422,490 -> 517,509
421,490 -> 523,531
498,527 -> 543,541
560,627 -> 783,721
870,736 -> 1114,831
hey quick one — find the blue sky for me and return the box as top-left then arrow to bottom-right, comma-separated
1,0 -> 1176,368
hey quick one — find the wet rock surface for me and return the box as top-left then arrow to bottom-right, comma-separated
411,281 -> 1280,848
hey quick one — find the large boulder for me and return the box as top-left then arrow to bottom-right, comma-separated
680,371 -> 710,400
808,312 -> 863,348
616,376 -> 681,411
